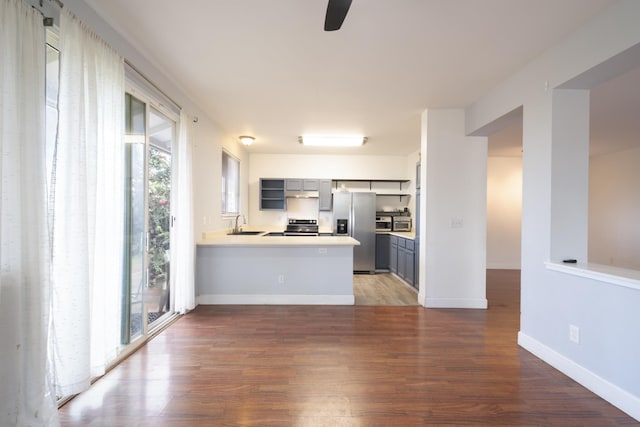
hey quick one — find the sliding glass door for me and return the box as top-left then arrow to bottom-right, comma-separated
123,93 -> 175,345
147,108 -> 173,324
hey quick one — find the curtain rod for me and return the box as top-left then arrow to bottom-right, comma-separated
41,0 -> 64,9
124,59 -> 183,112
31,0 -> 63,26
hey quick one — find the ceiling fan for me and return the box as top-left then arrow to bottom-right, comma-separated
324,0 -> 352,31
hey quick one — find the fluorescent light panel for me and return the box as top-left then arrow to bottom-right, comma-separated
299,135 -> 367,147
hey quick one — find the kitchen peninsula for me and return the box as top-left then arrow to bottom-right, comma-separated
196,233 -> 360,305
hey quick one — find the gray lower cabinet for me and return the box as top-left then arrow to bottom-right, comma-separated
390,235 -> 398,274
375,234 -> 390,270
386,234 -> 416,287
404,238 -> 415,287
397,238 -> 407,281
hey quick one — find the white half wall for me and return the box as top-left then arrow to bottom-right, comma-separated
486,157 -> 522,269
420,109 -> 488,309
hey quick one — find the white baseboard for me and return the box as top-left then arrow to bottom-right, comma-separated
424,298 -> 488,309
518,332 -> 640,422
197,294 -> 355,305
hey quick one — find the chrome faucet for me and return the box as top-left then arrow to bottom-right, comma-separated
234,214 -> 245,233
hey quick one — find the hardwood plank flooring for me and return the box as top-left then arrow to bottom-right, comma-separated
58,269 -> 636,426
353,272 -> 418,306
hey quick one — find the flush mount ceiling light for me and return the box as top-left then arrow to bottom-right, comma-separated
298,135 -> 367,147
239,135 -> 255,146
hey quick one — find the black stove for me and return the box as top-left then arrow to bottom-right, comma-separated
285,219 -> 319,236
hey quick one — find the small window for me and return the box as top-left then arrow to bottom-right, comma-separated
221,150 -> 240,214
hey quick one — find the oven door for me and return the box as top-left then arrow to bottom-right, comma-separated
375,216 -> 392,231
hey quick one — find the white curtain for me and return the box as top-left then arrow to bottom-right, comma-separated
50,10 -> 125,396
0,0 -> 59,425
172,110 -> 195,313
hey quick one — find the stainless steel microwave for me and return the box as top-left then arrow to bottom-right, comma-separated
392,217 -> 412,232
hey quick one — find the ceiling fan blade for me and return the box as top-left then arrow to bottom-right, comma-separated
324,0 -> 352,31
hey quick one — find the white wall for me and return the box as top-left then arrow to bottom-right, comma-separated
191,123 -> 250,239
465,0 -> 640,420
486,157 -> 522,269
420,109 -> 488,309
248,154 -> 414,229
589,146 -> 640,269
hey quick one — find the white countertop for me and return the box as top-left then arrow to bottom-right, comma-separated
198,232 -> 360,247
378,231 -> 416,240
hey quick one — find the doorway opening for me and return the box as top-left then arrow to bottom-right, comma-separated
486,107 -> 523,309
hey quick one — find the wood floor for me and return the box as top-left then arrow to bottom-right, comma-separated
353,272 -> 418,306
58,270 -> 636,426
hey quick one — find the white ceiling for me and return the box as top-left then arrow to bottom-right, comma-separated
84,0 -> 619,156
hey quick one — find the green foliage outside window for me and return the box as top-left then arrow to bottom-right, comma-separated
148,147 -> 171,286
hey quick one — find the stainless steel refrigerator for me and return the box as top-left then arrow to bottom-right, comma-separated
333,191 -> 376,273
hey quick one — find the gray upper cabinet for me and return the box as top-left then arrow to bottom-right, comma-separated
260,178 -> 286,210
286,179 -> 303,191
286,179 -> 319,191
303,179 -> 319,191
318,179 -> 332,211
268,178 -> 331,210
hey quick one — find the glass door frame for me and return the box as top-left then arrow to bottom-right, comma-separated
123,84 -> 178,347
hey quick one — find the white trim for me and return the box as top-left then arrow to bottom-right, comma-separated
545,261 -> 640,291
424,298 -> 488,309
518,332 -> 640,421
197,294 -> 355,305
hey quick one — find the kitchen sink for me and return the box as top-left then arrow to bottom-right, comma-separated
227,231 -> 265,235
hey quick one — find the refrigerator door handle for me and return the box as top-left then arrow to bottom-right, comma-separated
350,204 -> 355,237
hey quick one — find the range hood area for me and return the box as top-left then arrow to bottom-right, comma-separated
285,190 -> 319,199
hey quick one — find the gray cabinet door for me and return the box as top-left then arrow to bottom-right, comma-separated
285,179 -> 303,191
390,235 -> 398,273
405,243 -> 415,286
375,234 -> 390,270
303,179 -> 319,191
319,179 -> 332,211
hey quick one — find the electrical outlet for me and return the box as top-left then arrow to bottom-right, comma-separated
450,218 -> 463,228
569,324 -> 580,344
318,247 -> 327,254
278,274 -> 285,284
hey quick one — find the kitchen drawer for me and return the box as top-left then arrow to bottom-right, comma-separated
390,235 -> 398,245
404,239 -> 415,251
397,237 -> 406,248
